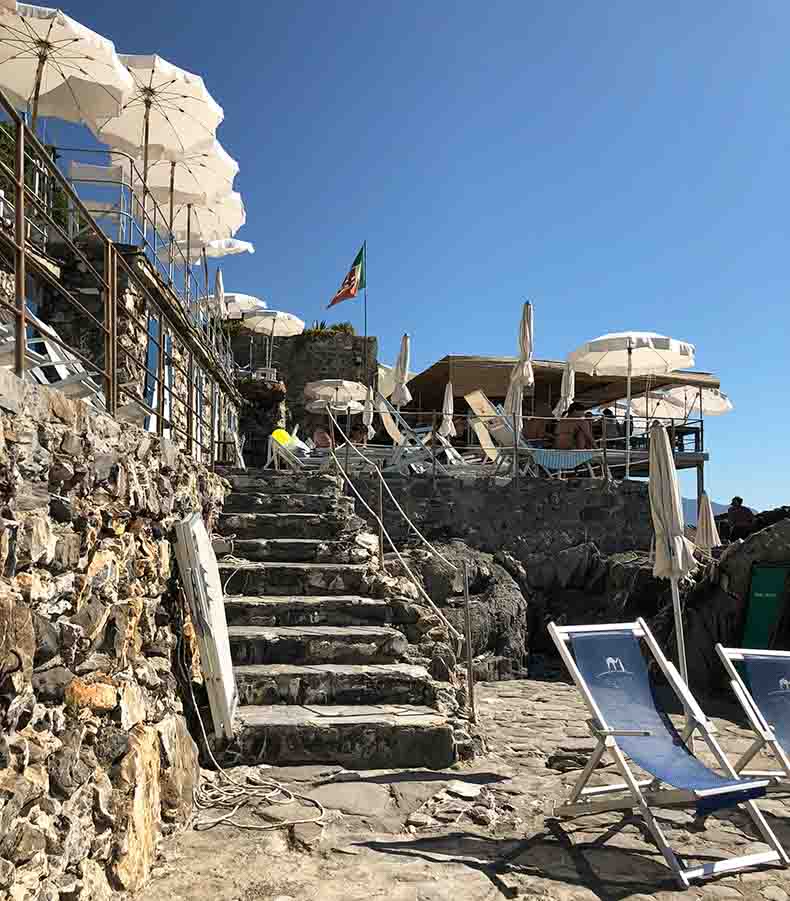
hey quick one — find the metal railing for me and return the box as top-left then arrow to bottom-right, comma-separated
0,88 -> 241,467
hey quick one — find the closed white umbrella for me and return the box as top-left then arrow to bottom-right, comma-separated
663,385 -> 733,418
90,53 -> 224,182
438,382 -> 456,438
504,302 -> 535,437
0,4 -> 134,129
378,362 -> 414,399
570,331 -> 695,478
213,268 -> 225,316
696,492 -> 721,552
363,385 -> 375,440
649,422 -> 697,693
305,379 -> 368,405
552,361 -> 575,418
391,334 -> 412,408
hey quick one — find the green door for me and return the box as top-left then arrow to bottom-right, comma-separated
742,563 -> 790,649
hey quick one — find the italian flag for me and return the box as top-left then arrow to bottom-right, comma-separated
328,245 -> 365,308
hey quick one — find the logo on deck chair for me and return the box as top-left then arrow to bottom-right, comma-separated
768,677 -> 790,696
595,657 -> 632,680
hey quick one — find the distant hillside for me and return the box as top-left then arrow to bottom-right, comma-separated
683,497 -> 728,526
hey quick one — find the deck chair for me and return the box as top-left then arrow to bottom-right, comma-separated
463,389 -> 539,477
374,392 -> 450,475
717,645 -> 790,783
549,618 -> 787,888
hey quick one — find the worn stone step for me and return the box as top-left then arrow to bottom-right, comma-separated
216,512 -> 349,540
224,595 -> 392,628
234,704 -> 455,769
214,537 -> 371,564
228,624 -> 408,666
234,663 -> 436,707
223,492 -> 354,515
220,561 -> 368,596
221,471 -> 341,496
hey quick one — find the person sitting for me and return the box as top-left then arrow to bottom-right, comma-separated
313,423 -> 332,449
728,496 -> 755,541
525,415 -> 548,446
554,403 -> 585,450
349,424 -> 366,445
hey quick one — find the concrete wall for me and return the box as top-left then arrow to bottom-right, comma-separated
0,370 -> 226,899
352,474 -> 653,557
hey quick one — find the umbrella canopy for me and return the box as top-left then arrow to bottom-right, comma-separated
220,292 -> 266,318
569,331 -> 695,376
90,53 -> 223,180
552,361 -> 576,418
391,334 -> 413,407
649,422 -> 697,685
242,309 -> 304,337
171,192 -> 246,244
305,380 -> 368,404
663,385 -> 733,418
306,399 -> 364,415
438,381 -> 456,438
620,391 -> 685,421
0,4 -> 134,129
134,139 -> 238,207
165,237 -> 255,264
362,385 -> 375,440
504,302 -> 535,437
696,492 -> 721,552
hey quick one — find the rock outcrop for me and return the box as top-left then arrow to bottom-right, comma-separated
0,370 -> 225,900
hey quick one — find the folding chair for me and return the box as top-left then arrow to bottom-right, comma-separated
717,645 -> 790,783
463,389 -> 539,477
375,392 -> 450,475
549,618 -> 788,888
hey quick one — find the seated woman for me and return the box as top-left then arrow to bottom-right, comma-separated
524,415 -> 548,446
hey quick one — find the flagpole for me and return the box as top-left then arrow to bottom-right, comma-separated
363,240 -> 369,389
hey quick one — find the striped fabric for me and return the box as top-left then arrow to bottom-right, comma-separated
528,448 -> 596,471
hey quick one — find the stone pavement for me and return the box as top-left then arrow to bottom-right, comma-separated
139,676 -> 790,901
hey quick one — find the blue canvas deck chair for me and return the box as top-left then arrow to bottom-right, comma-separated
717,645 -> 790,784
375,392 -> 453,474
549,618 -> 788,888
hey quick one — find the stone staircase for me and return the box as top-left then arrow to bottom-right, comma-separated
214,469 -> 457,769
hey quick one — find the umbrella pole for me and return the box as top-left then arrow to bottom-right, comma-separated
30,51 -> 48,133
142,100 -> 152,184
625,346 -> 632,479
184,203 -> 192,308
168,162 -> 175,281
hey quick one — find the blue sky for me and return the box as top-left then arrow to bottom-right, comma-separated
41,1 -> 789,509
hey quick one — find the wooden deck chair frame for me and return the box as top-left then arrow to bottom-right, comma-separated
716,645 -> 790,784
463,389 -> 539,478
549,618 -> 788,888
374,392 -> 450,475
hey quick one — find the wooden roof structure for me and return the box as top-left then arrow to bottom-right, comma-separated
405,355 -> 720,415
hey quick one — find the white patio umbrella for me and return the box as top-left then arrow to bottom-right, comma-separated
649,422 -> 697,692
621,391 -> 685,422
552,361 -> 575,418
504,302 -> 535,437
171,192 -> 246,245
306,399 -> 364,415
391,334 -> 412,408
220,292 -> 266,319
570,331 -> 695,478
90,54 -> 224,183
164,237 -> 255,265
696,492 -> 721,553
305,379 -> 368,404
242,309 -> 304,371
0,4 -> 134,129
362,385 -> 375,440
663,385 -> 733,418
438,381 -> 456,438
134,139 -> 238,208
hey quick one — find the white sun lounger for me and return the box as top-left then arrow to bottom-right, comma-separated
549,618 -> 787,888
717,645 -> 790,783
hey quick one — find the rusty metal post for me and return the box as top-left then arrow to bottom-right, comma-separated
378,461 -> 385,573
462,560 -> 477,725
14,117 -> 26,379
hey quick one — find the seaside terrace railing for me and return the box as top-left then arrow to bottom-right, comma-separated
0,88 -> 241,467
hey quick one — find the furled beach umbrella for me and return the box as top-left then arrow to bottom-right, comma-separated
362,385 -> 375,440
213,268 -> 225,315
504,302 -> 535,438
242,309 -> 304,371
570,331 -> 695,478
377,362 -> 414,400
90,54 -> 223,182
552,361 -> 575,418
0,4 -> 134,129
696,492 -> 721,553
438,382 -> 456,438
305,379 -> 368,405
649,422 -> 697,692
391,334 -> 412,408
663,385 -> 733,418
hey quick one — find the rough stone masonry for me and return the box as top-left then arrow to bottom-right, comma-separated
0,369 -> 226,901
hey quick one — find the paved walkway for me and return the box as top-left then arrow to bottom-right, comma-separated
140,677 -> 790,901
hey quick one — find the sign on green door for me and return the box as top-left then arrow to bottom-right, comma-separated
742,563 -> 790,649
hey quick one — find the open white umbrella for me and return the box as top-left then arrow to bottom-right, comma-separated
504,302 -> 535,437
134,139 -> 238,207
165,237 -> 255,265
438,382 -> 456,438
570,331 -> 695,478
242,309 -> 304,371
306,399 -> 364,415
391,334 -> 412,408
219,292 -> 266,318
171,192 -> 246,245
552,361 -> 575,418
649,422 -> 697,693
90,53 -> 224,182
305,380 -> 368,404
663,385 -> 733,418
0,4 -> 134,129
621,391 -> 685,422
696,492 -> 721,552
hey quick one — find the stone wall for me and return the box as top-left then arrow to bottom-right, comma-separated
352,474 -> 653,556
0,370 -> 226,900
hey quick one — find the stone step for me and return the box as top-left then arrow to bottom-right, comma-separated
224,595 -> 392,628
214,537 -> 371,564
234,704 -> 455,769
220,561 -> 368,596
222,471 -> 341,496
228,624 -> 408,666
234,663 -> 436,707
223,492 -> 354,515
216,512 -> 348,540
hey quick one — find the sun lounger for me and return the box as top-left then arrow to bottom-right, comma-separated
549,618 -> 787,888
463,389 -> 539,477
717,645 -> 790,783
374,392 -> 451,475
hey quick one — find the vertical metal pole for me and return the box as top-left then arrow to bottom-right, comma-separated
602,414 -> 609,479
30,52 -> 47,133
168,161 -> 175,283
513,413 -> 520,494
14,117 -> 26,379
142,100 -> 151,184
696,464 -> 705,519
698,385 -> 704,453
184,203 -> 192,307
363,240 -> 369,390
463,560 -> 477,725
186,353 -> 194,456
210,379 -> 216,469
156,318 -> 165,436
344,406 -> 351,475
431,412 -> 437,490
378,461 -> 385,573
625,344 -> 633,479
103,242 -> 113,411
